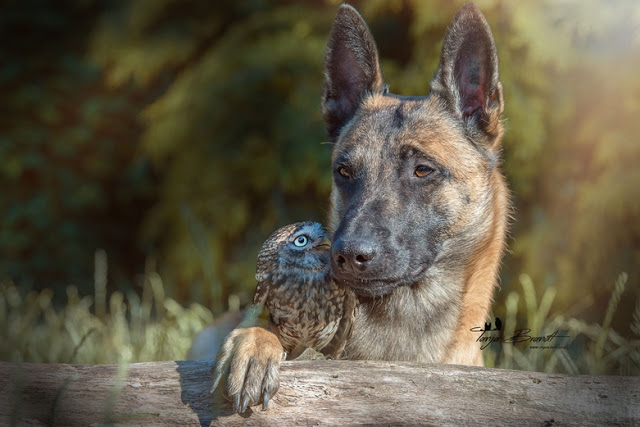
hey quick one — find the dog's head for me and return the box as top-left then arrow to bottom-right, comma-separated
323,4 -> 505,298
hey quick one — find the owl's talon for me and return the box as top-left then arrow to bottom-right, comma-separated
262,391 -> 270,410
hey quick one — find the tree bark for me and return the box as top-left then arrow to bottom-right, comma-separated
0,360 -> 637,426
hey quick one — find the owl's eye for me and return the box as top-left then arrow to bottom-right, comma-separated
293,235 -> 308,247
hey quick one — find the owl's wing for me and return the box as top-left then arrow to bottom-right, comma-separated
341,289 -> 358,342
321,288 -> 358,359
253,280 -> 270,306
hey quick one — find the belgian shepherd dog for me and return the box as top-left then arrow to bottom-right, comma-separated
211,2 -> 509,413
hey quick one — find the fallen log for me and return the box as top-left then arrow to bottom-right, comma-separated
0,360 -> 637,426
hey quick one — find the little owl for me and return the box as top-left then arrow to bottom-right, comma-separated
253,221 -> 357,360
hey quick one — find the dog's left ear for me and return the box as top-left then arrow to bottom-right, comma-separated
430,3 -> 504,148
322,4 -> 385,142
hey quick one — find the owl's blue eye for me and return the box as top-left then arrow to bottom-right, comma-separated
293,235 -> 308,247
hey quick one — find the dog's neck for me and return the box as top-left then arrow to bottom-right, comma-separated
345,265 -> 464,363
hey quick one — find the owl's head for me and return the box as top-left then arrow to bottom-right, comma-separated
256,221 -> 331,282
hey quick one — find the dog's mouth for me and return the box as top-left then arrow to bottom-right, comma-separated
333,262 -> 429,298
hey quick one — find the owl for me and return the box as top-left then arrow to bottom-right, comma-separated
253,221 -> 357,360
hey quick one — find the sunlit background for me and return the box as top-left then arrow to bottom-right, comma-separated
1,0 -> 639,374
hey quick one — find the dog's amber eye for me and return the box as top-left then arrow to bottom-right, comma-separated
415,165 -> 433,178
338,167 -> 351,178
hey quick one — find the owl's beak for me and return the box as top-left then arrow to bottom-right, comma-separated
313,239 -> 331,251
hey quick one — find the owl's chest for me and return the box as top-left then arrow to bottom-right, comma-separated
267,279 -> 345,351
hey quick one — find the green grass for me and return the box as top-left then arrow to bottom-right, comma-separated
0,269 -> 213,364
483,272 -> 640,375
1,263 -> 637,375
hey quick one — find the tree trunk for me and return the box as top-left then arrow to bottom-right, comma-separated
0,360 -> 637,426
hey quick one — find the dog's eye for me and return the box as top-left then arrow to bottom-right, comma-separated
415,165 -> 433,178
338,167 -> 351,179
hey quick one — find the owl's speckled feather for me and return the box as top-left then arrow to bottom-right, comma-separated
253,221 -> 357,360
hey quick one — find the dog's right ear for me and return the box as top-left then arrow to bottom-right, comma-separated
322,4 -> 385,142
430,3 -> 504,148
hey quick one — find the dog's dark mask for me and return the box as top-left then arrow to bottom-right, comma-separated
329,109 -> 449,297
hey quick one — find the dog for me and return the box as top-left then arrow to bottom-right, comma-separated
210,2 -> 509,413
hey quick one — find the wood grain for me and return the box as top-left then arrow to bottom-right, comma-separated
0,360 -> 638,426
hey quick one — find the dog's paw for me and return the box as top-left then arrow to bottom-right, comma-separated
210,326 -> 284,413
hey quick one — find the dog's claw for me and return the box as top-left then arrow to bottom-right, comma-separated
262,390 -> 270,410
233,394 -> 241,413
240,394 -> 250,413
210,371 -> 221,394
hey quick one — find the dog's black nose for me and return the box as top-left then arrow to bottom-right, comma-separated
332,238 -> 377,273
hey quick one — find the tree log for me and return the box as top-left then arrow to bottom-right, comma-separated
0,360 -> 638,426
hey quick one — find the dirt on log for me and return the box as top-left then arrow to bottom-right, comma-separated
0,359 -> 638,426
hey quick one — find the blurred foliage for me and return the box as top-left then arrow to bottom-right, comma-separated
484,272 -> 639,376
1,0 -> 640,371
0,0 -> 156,296
0,265 -> 212,364
2,268 -> 638,376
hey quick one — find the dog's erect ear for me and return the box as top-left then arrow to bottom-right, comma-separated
431,3 -> 504,146
322,4 -> 385,142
